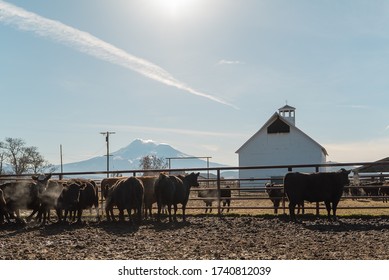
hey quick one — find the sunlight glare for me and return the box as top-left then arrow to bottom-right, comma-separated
153,0 -> 199,19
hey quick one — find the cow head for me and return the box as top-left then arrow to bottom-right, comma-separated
32,173 -> 52,192
338,168 -> 351,186
184,172 -> 200,187
58,182 -> 81,210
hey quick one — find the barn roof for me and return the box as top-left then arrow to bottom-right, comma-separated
353,157 -> 389,173
236,112 -> 328,156
279,104 -> 296,111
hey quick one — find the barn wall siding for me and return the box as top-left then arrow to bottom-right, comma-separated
237,110 -> 326,187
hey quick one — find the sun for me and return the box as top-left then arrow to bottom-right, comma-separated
152,0 -> 199,19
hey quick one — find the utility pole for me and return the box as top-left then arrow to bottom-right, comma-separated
60,144 -> 63,180
100,131 -> 115,178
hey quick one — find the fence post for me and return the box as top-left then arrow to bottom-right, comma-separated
315,166 -> 320,216
217,169 -> 221,216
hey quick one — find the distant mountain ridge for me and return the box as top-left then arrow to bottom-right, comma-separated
57,139 -> 229,176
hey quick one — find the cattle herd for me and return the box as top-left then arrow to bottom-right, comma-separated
1,168 -> 389,226
0,172 -> 210,225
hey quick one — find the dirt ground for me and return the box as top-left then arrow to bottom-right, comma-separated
1,214 -> 389,260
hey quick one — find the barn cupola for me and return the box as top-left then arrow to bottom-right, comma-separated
278,104 -> 296,125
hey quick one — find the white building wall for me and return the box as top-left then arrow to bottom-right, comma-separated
238,126 -> 326,187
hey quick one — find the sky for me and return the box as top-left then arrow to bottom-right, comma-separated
1,0 -> 389,167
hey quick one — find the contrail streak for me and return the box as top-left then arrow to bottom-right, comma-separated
0,1 -> 238,109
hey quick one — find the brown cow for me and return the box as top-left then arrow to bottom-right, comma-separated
155,172 -> 199,222
105,177 -> 144,224
140,176 -> 158,219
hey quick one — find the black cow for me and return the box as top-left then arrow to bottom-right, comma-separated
265,183 -> 284,214
105,176 -> 144,224
363,182 -> 381,197
284,169 -> 350,221
379,184 -> 389,203
0,189 -> 10,224
220,186 -> 231,213
0,174 -> 52,223
56,179 -> 99,223
155,172 -> 200,222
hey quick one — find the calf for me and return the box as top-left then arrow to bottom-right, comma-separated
197,186 -> 231,213
265,183 -> 284,214
198,188 -> 218,213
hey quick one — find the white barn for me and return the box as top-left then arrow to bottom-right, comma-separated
235,105 -> 327,187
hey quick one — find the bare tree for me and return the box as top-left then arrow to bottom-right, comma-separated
0,137 -> 52,175
139,154 -> 168,175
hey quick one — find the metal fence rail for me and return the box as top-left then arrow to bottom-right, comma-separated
1,160 -> 389,217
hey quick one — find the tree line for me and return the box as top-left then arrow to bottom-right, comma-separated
0,137 -> 53,175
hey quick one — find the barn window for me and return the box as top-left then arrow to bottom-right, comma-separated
267,117 -> 290,134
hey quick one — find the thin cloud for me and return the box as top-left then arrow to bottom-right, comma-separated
0,1 -> 238,109
83,123 -> 246,138
218,59 -> 244,65
336,104 -> 369,109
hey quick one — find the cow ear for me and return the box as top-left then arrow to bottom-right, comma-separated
46,174 -> 52,180
31,175 -> 38,181
196,172 -> 200,176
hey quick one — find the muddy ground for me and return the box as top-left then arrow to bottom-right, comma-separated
1,214 -> 389,260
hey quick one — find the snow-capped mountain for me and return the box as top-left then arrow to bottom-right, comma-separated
57,139 -> 228,175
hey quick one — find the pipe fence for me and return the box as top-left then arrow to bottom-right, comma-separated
1,160 -> 389,217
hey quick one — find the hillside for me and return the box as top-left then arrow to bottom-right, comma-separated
57,139 -> 232,177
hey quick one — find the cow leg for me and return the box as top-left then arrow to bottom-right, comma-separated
167,204 -> 172,222
182,205 -> 186,222
157,203 -> 162,222
26,208 -> 39,223
137,205 -> 142,224
64,210 -> 69,222
77,209 -> 83,223
126,208 -> 132,224
288,202 -> 296,221
118,209 -> 125,222
332,201 -> 340,221
110,209 -> 116,222
274,199 -> 280,214
173,204 -> 178,222
324,201 -> 332,221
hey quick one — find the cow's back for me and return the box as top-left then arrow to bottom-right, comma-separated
285,171 -> 349,203
155,174 -> 175,205
113,177 -> 143,210
139,176 -> 157,206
